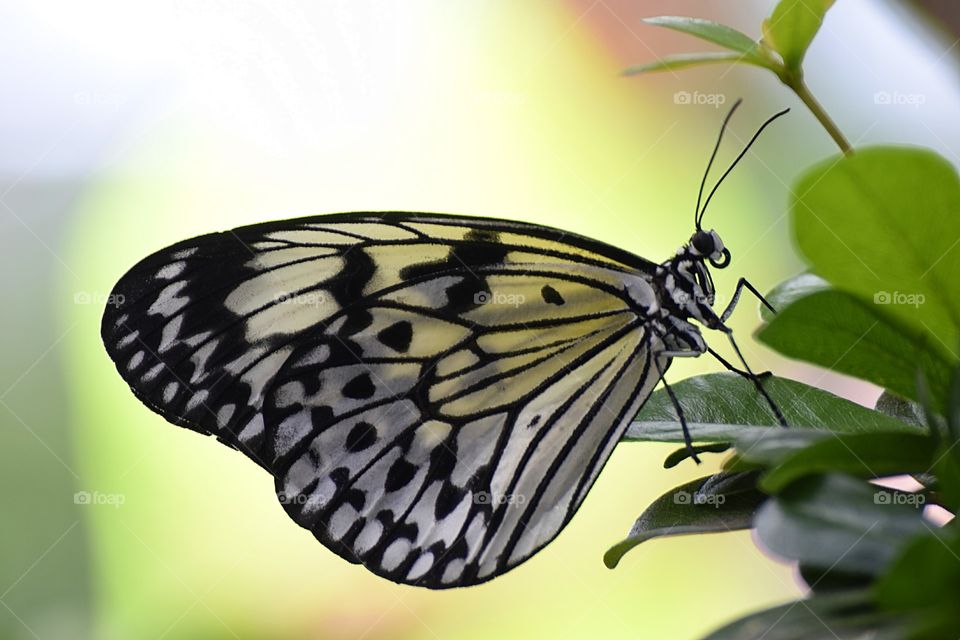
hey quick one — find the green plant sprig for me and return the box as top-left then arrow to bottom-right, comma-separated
629,1 -> 853,156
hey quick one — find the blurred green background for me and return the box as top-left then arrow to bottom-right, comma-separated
2,1 -> 958,638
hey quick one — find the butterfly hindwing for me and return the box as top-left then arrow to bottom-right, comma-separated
102,212 -> 667,587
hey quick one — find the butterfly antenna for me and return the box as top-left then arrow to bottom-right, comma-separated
698,107 -> 791,226
695,98 -> 743,231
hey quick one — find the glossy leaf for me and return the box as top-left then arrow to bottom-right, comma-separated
625,373 -> 916,444
604,472 -> 765,569
755,474 -> 926,576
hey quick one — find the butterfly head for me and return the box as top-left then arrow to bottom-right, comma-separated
660,234 -> 723,325
688,228 -> 730,269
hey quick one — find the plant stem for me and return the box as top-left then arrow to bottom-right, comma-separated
782,72 -> 853,156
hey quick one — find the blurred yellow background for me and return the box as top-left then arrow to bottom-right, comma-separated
2,1 -> 958,638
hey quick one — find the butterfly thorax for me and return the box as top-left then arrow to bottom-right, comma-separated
646,228 -> 730,356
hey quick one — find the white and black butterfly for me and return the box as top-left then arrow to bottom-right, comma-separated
101,101 -> 786,588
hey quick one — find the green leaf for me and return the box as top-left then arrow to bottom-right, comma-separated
760,433 -> 936,493
761,0 -> 835,71
643,16 -> 767,60
755,474 -> 926,576
728,429 -> 829,468
760,272 -> 831,322
622,52 -> 747,75
792,147 -> 960,364
875,529 -> 960,638
625,372 -> 917,444
756,289 -> 952,412
604,472 -> 765,569
704,590 -> 908,640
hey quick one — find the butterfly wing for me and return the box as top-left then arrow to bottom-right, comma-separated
101,213 -> 668,587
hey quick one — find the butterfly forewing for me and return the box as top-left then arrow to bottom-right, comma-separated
101,212 -> 667,587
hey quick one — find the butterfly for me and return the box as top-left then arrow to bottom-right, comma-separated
101,100 -> 787,588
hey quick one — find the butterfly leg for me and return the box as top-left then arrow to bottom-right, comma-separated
707,346 -> 772,381
651,356 -> 701,464
719,329 -> 788,427
720,277 -> 777,323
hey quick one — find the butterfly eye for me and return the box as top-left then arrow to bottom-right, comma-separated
691,230 -> 715,255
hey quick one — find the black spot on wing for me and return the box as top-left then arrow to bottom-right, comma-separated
385,458 -> 417,492
377,320 -> 413,353
345,421 -> 378,452
444,277 -> 486,314
338,310 -> 374,337
434,483 -> 467,520
454,229 -> 509,269
342,372 -> 376,399
541,284 -> 565,305
328,247 -> 376,306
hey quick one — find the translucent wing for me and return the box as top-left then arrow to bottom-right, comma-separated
101,212 -> 667,587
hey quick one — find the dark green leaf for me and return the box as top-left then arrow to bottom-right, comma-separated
622,52 -> 747,75
760,432 -> 936,493
728,429 -> 828,468
704,590 -> 907,640
625,373 -> 917,444
792,147 -> 960,365
755,474 -> 926,576
761,0 -> 835,71
875,529 -> 960,638
604,472 -> 764,569
756,289 -> 952,412
932,446 -> 960,512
